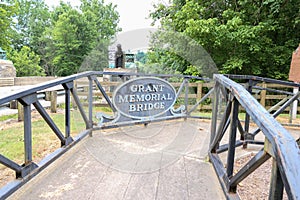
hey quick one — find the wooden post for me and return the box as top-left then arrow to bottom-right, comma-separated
291,86 -> 299,120
72,80 -> 77,109
269,158 -> 284,200
17,101 -> 24,121
9,100 -> 18,109
50,91 -> 57,113
45,91 -> 51,101
260,82 -> 267,107
197,82 -> 203,110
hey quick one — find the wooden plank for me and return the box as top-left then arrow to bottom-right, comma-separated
0,78 -> 14,87
197,82 -> 203,100
123,173 -> 159,200
265,95 -> 287,100
203,83 -> 214,87
185,157 -> 225,199
14,77 -> 56,86
156,157 -> 189,200
257,83 -> 294,89
17,101 -> 23,121
77,91 -> 113,97
260,82 -> 267,107
89,168 -> 132,199
197,83 -> 203,110
178,94 -> 197,98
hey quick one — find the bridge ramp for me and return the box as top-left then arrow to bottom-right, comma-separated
9,119 -> 225,200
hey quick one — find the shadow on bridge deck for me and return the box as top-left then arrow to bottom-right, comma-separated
8,119 -> 225,200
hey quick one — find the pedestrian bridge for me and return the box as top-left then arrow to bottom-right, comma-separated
0,71 -> 299,199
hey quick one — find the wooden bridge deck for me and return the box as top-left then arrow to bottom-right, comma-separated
8,119 -> 225,200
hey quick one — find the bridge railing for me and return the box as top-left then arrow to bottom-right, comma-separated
209,74 -> 300,199
0,72 -> 98,198
226,74 -> 300,126
0,71 -> 212,198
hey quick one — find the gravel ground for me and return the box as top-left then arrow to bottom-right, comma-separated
236,153 -> 289,200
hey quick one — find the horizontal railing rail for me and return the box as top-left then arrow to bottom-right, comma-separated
209,74 -> 300,199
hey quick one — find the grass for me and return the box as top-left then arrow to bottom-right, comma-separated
0,114 -> 18,121
0,104 -> 117,163
0,109 -> 86,163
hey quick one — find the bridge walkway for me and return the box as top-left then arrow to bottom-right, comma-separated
8,119 -> 227,200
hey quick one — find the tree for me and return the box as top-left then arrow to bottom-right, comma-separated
79,39 -> 110,72
2,0 -> 120,76
149,0 -> 300,79
6,0 -> 50,51
51,9 -> 84,76
80,0 -> 120,42
42,1 -> 120,76
8,46 -> 45,77
0,1 -> 18,50
136,51 -> 147,64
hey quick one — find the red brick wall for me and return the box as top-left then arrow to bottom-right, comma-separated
289,44 -> 300,83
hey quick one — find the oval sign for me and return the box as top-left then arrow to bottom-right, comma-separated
113,77 -> 176,119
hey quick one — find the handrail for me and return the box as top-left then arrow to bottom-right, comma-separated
225,74 -> 300,87
0,71 -> 98,105
210,74 -> 300,199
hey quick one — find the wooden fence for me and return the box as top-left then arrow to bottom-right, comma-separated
0,77 -> 299,118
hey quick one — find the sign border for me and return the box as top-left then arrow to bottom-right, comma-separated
112,77 -> 177,119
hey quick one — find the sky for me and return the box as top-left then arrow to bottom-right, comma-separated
44,0 -> 162,32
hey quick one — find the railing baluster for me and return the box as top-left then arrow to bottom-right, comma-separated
70,88 -> 89,128
63,82 -> 73,142
269,158 -> 284,200
229,149 -> 270,188
226,97 -> 239,183
88,76 -> 93,135
210,100 -> 232,152
17,94 -> 38,178
23,104 -> 32,165
184,78 -> 189,118
210,82 -> 220,149
93,76 -> 116,112
33,101 -> 66,145
18,94 -> 37,164
66,87 -> 71,138
244,79 -> 253,134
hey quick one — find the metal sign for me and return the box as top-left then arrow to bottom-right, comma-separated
113,77 -> 176,119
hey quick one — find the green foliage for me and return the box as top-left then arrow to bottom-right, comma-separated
6,0 -> 50,51
45,0 -> 119,76
79,39 -> 110,72
7,46 -> 45,76
51,9 -> 84,76
149,0 -> 300,79
135,51 -> 147,64
0,1 -> 18,50
146,48 -> 190,74
80,0 -> 120,41
3,0 -> 120,76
